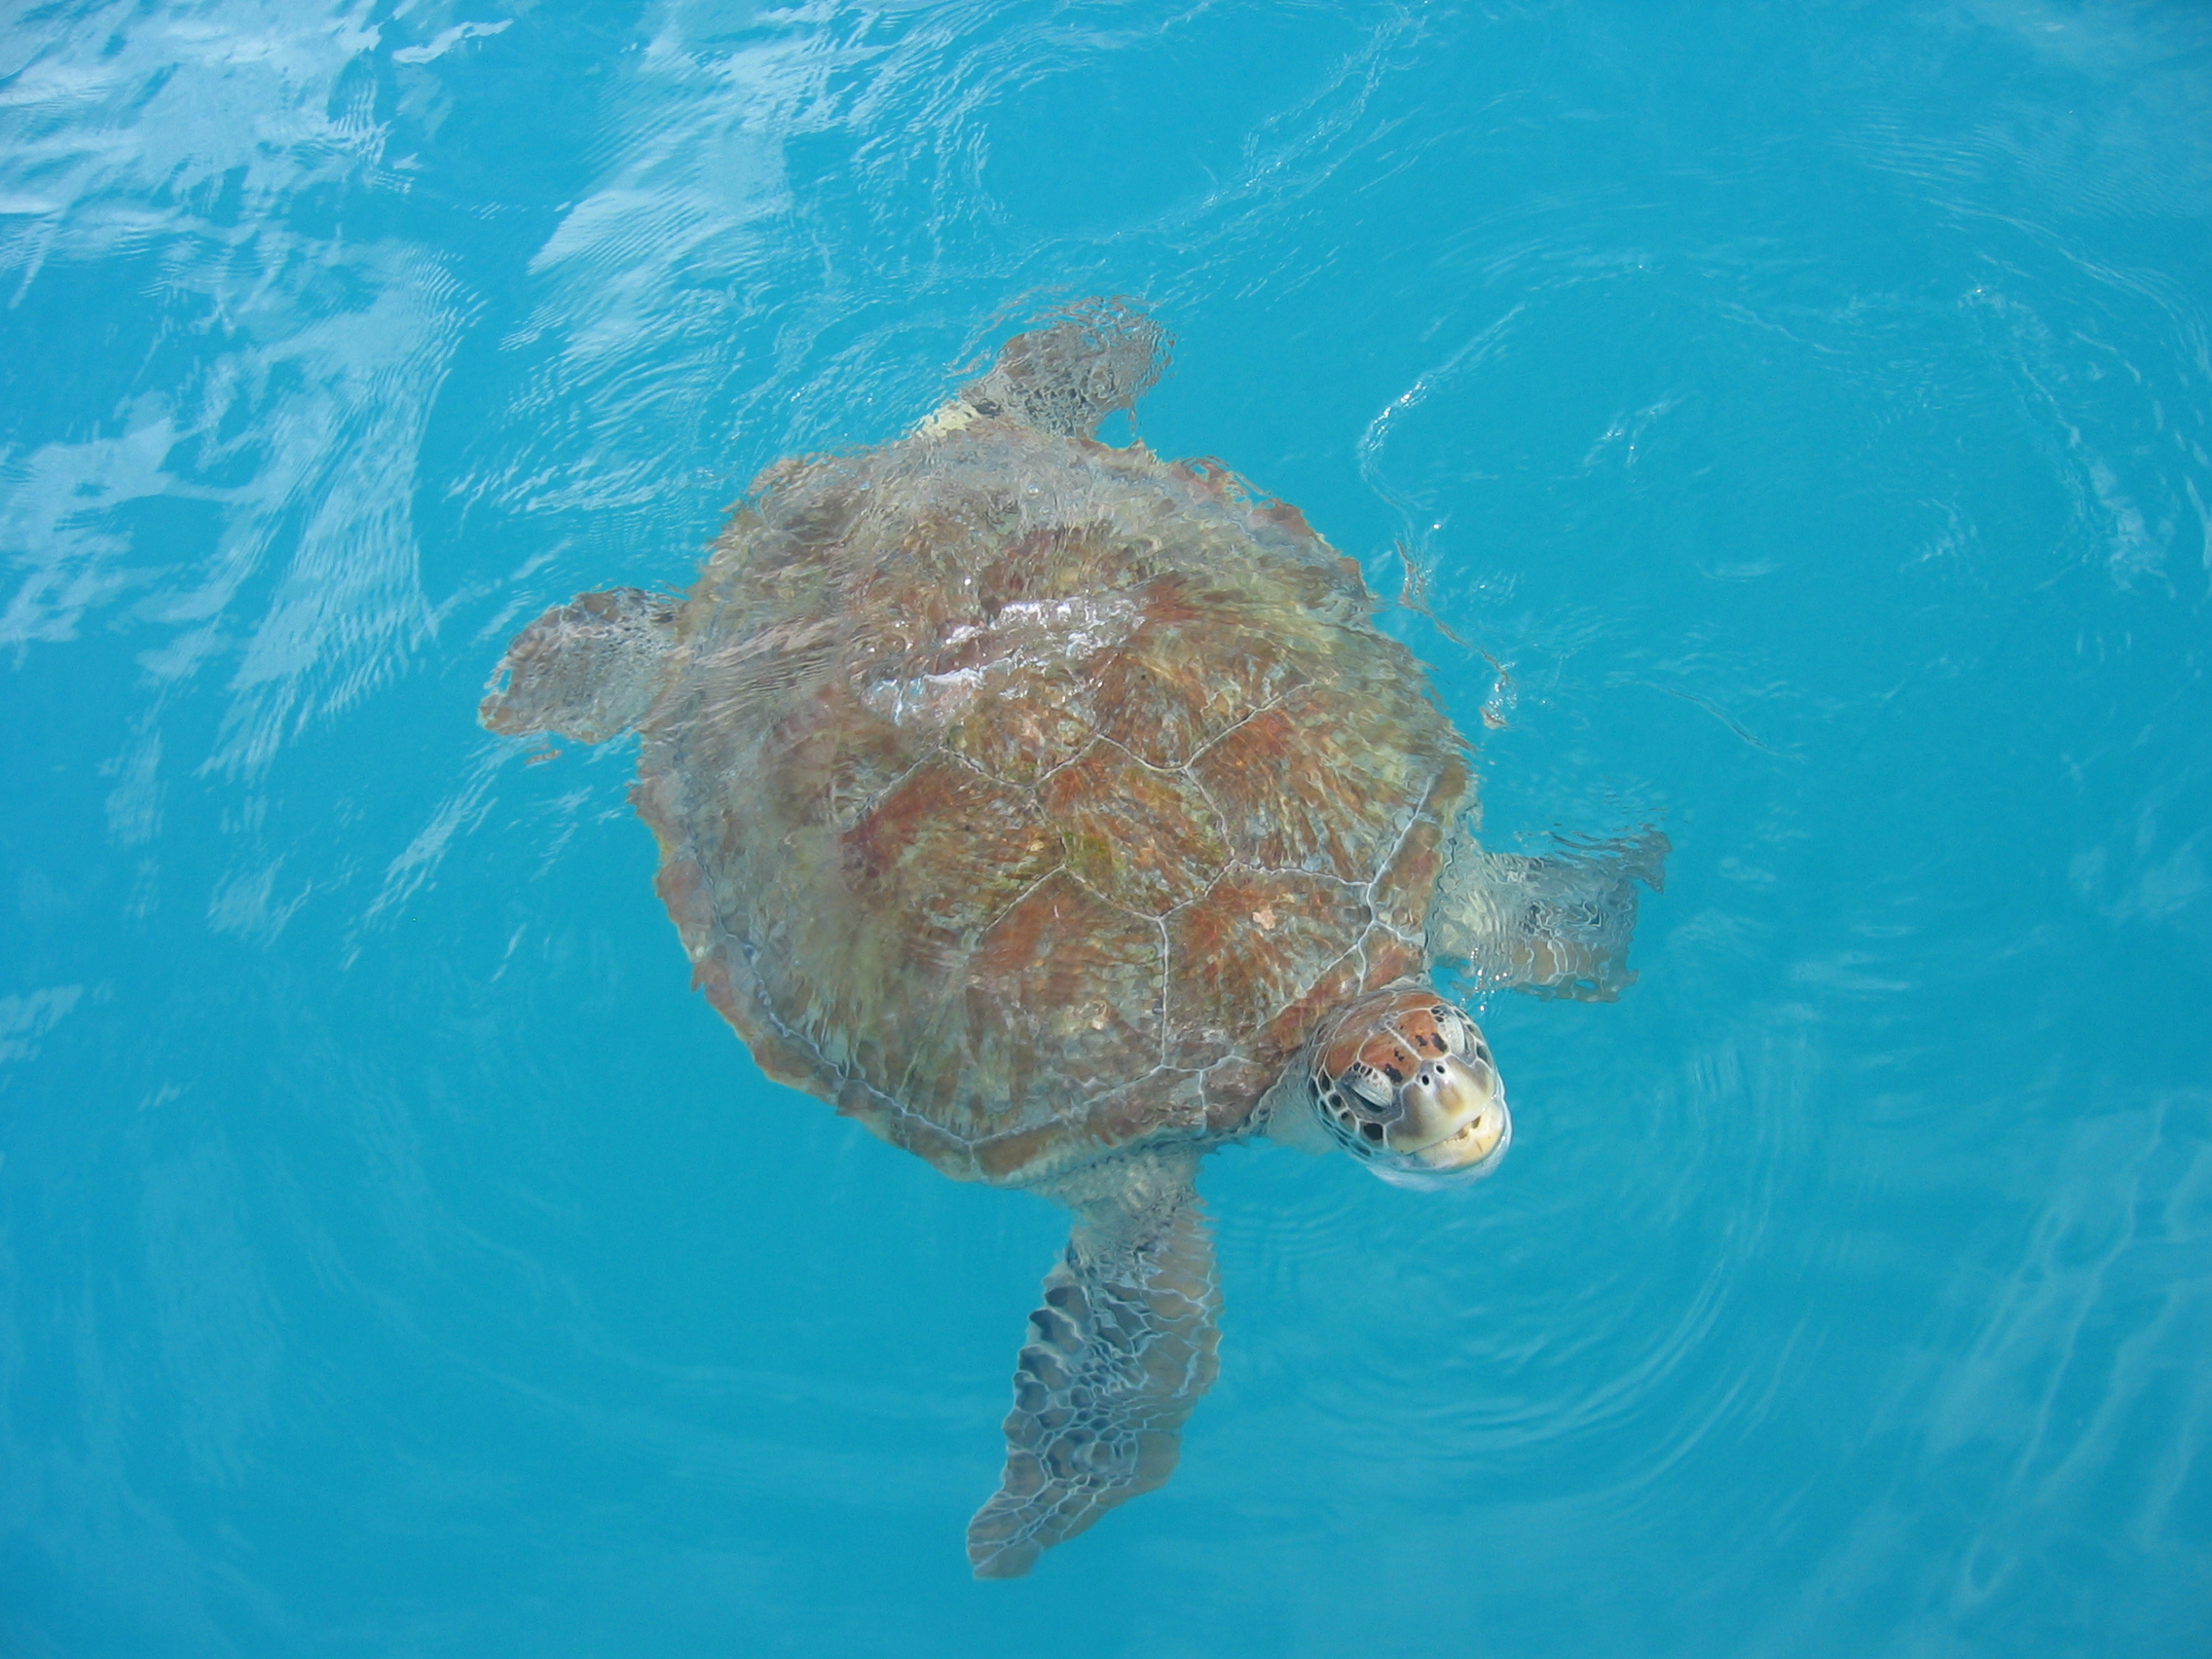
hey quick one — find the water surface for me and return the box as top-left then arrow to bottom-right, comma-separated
4,2 -> 2209,1654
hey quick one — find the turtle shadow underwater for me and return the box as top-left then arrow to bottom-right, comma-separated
479,300 -> 1665,1577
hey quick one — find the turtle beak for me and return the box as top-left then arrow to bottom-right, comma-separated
1381,1051 -> 1510,1173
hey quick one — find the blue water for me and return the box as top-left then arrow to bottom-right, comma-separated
5,1 -> 2209,1653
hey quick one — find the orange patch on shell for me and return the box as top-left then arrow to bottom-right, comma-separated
1258,951 -> 1366,1069
1357,926 -> 1425,992
1040,744 -> 1229,914
1194,682 -> 1434,883
965,871 -> 1164,1124
976,520 -> 1163,612
841,755 -> 1062,944
1369,756 -> 1470,935
944,689 -> 1096,785
764,682 -> 922,831
1088,576 -> 1294,768
1166,868 -> 1369,1065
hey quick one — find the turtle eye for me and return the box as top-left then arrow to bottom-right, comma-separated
1341,1064 -> 1394,1107
1430,1008 -> 1478,1058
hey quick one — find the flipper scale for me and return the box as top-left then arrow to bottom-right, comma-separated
967,1154 -> 1220,1578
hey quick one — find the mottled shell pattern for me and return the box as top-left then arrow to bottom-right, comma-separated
639,411 -> 1471,1187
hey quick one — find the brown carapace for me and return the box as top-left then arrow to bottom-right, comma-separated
479,299 -> 1663,1580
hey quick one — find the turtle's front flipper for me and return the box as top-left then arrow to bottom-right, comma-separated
1425,825 -> 1668,1001
479,587 -> 680,745
967,1152 -> 1220,1579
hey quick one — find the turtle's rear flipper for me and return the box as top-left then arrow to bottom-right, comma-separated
1427,827 -> 1669,1002
967,1155 -> 1220,1579
480,587 -> 679,745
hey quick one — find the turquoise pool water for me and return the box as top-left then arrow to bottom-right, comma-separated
4,1 -> 2208,1653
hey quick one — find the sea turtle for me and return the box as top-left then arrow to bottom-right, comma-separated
480,300 -> 1664,1578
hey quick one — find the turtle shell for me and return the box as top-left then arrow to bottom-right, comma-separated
636,416 -> 1470,1186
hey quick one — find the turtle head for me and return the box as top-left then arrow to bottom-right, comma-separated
1290,984 -> 1510,1190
